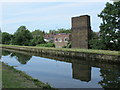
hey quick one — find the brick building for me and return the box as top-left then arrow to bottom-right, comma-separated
54,33 -> 70,48
44,32 -> 55,42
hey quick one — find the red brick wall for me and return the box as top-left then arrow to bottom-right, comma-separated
54,34 -> 70,48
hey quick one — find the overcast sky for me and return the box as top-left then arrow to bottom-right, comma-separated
0,0 -> 114,34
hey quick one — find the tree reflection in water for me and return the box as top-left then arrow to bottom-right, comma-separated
99,67 -> 120,88
10,52 -> 32,64
2,50 -> 11,56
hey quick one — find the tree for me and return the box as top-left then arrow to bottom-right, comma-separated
29,30 -> 45,46
98,1 -> 120,51
2,32 -> 12,44
49,28 -> 71,34
32,29 -> 44,37
12,26 -> 33,46
89,32 -> 106,49
30,36 -> 45,46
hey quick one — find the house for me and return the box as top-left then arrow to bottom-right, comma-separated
54,33 -> 70,48
44,32 -> 55,42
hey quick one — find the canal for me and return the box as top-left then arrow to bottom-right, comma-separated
1,49 -> 120,88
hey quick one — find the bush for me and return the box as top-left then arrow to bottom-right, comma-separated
36,43 -> 55,47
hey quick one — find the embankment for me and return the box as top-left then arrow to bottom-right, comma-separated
2,62 -> 53,89
1,45 -> 120,63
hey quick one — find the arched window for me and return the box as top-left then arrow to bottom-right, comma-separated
58,38 -> 62,42
64,37 -> 69,42
55,38 -> 58,42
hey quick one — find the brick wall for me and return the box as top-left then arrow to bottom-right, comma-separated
54,33 -> 70,48
71,15 -> 91,49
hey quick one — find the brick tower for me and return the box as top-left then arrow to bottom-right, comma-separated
71,15 -> 91,49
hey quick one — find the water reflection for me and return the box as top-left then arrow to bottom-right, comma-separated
72,63 -> 91,82
2,50 -> 32,64
10,52 -> 32,64
99,68 -> 120,88
1,49 -> 120,88
2,50 -> 11,56
2,49 -> 92,82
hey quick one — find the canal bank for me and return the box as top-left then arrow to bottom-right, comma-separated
2,62 -> 53,89
1,48 -> 120,88
1,45 -> 120,63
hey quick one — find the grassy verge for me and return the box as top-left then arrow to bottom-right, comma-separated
2,62 -> 54,89
1,44 -> 119,56
36,43 -> 55,47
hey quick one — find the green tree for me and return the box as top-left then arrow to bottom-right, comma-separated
29,30 -> 45,46
98,1 -> 120,51
57,28 -> 71,33
49,28 -> 71,34
89,32 -> 106,49
12,26 -> 32,46
2,32 -> 12,44
32,29 -> 43,35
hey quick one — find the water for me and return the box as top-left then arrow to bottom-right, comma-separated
1,49 -> 120,88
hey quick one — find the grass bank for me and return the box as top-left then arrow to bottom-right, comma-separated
2,62 -> 54,89
1,45 -> 120,63
1,44 -> 119,56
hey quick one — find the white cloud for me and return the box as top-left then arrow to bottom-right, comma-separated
2,2 -> 107,33
4,2 -> 89,17
3,13 -> 69,25
2,2 -> 91,25
0,0 -> 109,2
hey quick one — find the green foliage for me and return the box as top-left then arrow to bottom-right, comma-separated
29,36 -> 45,46
49,28 -> 71,34
32,29 -> 44,37
89,39 -> 106,50
89,32 -> 104,49
12,26 -> 33,46
37,43 -> 55,47
2,32 -> 12,44
30,30 -> 45,46
98,2 -> 120,51
2,26 -> 45,46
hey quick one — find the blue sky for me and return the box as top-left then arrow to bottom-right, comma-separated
1,1 -> 113,34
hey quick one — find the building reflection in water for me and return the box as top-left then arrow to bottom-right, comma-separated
2,49 -> 92,82
72,62 -> 91,82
